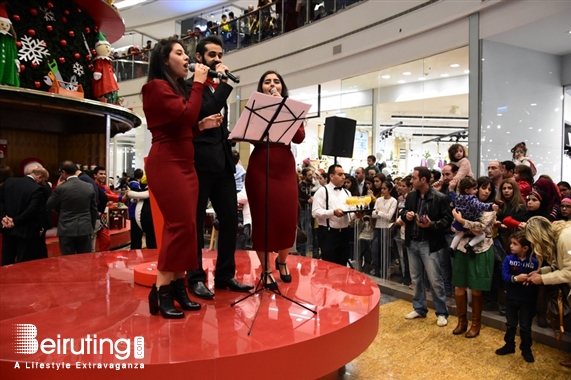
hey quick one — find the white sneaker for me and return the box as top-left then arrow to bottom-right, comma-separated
437,315 -> 448,327
405,311 -> 423,319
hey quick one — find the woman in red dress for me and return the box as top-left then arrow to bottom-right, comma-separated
142,38 -> 222,318
245,71 -> 305,288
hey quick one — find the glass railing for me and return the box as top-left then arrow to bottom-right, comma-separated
113,0 -> 365,82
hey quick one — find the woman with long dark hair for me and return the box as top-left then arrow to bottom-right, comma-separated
142,37 -> 222,318
451,176 -> 496,338
245,70 -> 305,288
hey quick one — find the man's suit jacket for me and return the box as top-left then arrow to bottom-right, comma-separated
0,177 -> 44,239
46,177 -> 98,237
185,77 -> 235,173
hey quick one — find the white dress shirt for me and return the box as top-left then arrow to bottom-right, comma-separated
312,182 -> 352,229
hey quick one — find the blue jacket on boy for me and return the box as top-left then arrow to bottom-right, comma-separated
502,253 -> 539,301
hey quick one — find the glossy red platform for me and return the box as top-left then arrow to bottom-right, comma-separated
0,249 -> 380,380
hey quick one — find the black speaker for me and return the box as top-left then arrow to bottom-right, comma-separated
322,116 -> 356,158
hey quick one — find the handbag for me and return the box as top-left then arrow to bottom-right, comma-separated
296,226 -> 308,244
546,283 -> 571,342
358,216 -> 374,241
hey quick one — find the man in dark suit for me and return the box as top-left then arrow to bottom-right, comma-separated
354,167 -> 367,196
0,167 -> 46,265
185,36 -> 252,298
46,161 -> 98,255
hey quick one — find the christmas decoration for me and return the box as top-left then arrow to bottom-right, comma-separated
73,52 -> 79,60
19,64 -> 24,71
92,31 -> 118,104
61,16 -> 67,24
40,6 -> 54,22
18,34 -> 50,65
46,25 -> 52,32
68,30 -> 74,37
27,28 -> 35,36
31,62 -> 38,68
73,61 -> 83,77
58,56 -> 65,64
0,1 -> 20,86
29,8 -> 37,17
59,39 -> 66,47
84,27 -> 90,34
34,80 -> 40,88
47,2 -> 53,9
11,14 -> 18,21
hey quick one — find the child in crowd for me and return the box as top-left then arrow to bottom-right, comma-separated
433,143 -> 473,191
496,231 -> 538,363
514,164 -> 534,201
450,177 -> 497,255
511,142 -> 537,177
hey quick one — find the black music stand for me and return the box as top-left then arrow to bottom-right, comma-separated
229,92 -> 317,335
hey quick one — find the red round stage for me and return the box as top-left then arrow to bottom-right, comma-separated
0,250 -> 380,380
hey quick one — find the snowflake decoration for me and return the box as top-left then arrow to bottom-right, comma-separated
40,6 -> 56,22
18,35 -> 51,66
73,62 -> 84,77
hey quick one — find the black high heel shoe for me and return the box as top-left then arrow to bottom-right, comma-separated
149,284 -> 184,319
170,279 -> 201,311
262,271 -> 278,290
275,257 -> 292,283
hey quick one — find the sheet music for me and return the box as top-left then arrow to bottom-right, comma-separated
229,92 -> 311,145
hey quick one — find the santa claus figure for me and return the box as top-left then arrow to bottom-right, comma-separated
0,2 -> 19,87
92,31 -> 119,104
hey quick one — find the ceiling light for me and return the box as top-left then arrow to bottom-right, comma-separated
397,80 -> 406,84
530,103 -> 537,106
418,77 -> 426,81
115,0 -> 149,10
440,74 -> 449,77
402,72 -> 411,75
464,70 -> 470,74
450,64 -> 460,68
381,75 -> 391,79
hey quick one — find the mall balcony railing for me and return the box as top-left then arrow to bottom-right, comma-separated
112,0 -> 365,83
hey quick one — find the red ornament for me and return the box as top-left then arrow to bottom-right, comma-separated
16,41 -> 22,48
84,27 -> 90,34
12,14 -> 20,22
46,25 -> 53,32
31,62 -> 38,69
58,57 -> 65,64
30,8 -> 38,16
64,10 -> 70,16
74,53 -> 80,60
61,16 -> 67,24
86,54 -> 91,61
68,30 -> 75,38
94,26 -> 99,33
77,7 -> 82,13
47,2 -> 54,8
41,41 -> 47,47
19,64 -> 25,72
60,39 -> 67,47
34,81 -> 41,88
88,64 -> 94,71
27,29 -> 36,37
91,48 -> 96,55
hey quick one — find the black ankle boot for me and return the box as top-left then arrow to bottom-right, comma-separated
170,279 -> 201,311
149,284 -> 184,319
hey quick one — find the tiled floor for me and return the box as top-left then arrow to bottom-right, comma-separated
343,299 -> 571,379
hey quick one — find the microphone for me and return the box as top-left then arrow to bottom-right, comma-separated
269,87 -> 276,95
224,70 -> 240,83
189,63 -> 227,80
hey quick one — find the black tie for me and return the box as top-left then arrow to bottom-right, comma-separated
333,186 -> 343,191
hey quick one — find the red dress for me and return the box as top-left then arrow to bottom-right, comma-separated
142,79 -> 204,272
245,126 -> 305,251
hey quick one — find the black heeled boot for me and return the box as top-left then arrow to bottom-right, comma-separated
275,257 -> 292,283
170,279 -> 201,311
149,284 -> 184,319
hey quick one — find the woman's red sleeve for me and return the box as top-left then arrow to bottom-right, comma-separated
502,216 -> 521,228
291,124 -> 305,144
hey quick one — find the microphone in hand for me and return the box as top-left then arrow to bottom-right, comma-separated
189,63 -> 228,80
269,87 -> 277,95
224,70 -> 240,83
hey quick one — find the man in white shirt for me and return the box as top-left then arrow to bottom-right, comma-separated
312,165 -> 363,265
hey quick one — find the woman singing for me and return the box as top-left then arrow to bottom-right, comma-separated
142,38 -> 223,318
245,70 -> 305,289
